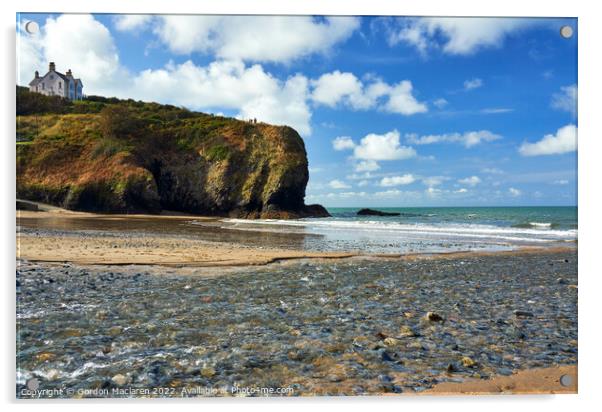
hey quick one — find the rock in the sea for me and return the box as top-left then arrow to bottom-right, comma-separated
461,356 -> 477,367
357,208 -> 401,216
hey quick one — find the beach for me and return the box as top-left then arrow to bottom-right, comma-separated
16,206 -> 578,397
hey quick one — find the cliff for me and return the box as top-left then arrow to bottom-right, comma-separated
16,87 -> 329,219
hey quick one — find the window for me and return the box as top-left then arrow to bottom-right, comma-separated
59,82 -> 62,89
50,74 -> 54,80
42,83 -> 45,89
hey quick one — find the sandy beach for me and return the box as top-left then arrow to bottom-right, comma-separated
16,206 -> 578,397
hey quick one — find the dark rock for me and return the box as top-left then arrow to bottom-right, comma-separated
16,200 -> 39,211
357,208 -> 401,217
557,277 -> 568,285
513,310 -> 534,318
424,311 -> 444,322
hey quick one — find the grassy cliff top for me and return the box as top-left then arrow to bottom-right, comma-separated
16,86 -> 325,218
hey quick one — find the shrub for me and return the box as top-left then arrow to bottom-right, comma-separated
206,145 -> 230,162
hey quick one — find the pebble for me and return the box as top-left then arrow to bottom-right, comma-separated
15,250 -> 577,397
513,310 -> 535,318
424,312 -> 444,322
111,374 -> 128,385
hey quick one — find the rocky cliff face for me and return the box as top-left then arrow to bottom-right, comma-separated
16,88 -> 329,218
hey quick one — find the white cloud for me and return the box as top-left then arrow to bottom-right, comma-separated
113,15 -> 153,31
332,136 -> 356,151
380,174 -> 416,187
422,176 -> 448,187
481,108 -> 513,114
148,16 -> 360,63
329,179 -> 351,189
433,98 -> 448,108
458,176 -> 481,186
383,81 -> 428,115
551,84 -> 577,114
406,130 -> 501,148
357,180 -> 370,187
18,14 -> 125,96
425,187 -> 442,196
387,17 -> 534,56
354,160 -> 380,172
519,124 -> 577,156
553,179 -> 569,185
481,167 -> 504,175
374,189 -> 413,198
131,60 -> 313,135
354,130 -> 417,161
311,71 -> 427,115
18,15 -> 314,134
508,187 -> 522,197
455,188 -> 468,193
464,77 -> 483,90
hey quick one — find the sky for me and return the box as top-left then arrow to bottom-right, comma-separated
16,14 -> 578,207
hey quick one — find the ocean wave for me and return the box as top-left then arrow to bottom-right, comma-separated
223,218 -> 576,240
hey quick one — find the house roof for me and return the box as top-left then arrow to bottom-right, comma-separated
28,77 -> 41,87
29,69 -> 83,89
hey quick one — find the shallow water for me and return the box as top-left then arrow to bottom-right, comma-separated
17,251 -> 577,398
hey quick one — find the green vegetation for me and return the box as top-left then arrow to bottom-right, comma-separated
16,86 -> 316,217
206,145 -> 230,162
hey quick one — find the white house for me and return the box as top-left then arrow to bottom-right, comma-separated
28,62 -> 83,100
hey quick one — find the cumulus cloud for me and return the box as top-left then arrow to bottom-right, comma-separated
519,124 -> 577,156
354,130 -> 417,161
481,167 -> 504,175
458,176 -> 481,186
132,60 -> 313,135
386,17 -> 534,56
551,84 -> 577,115
380,174 -> 416,187
422,176 -> 448,187
354,160 -> 380,172
455,188 -> 468,193
406,130 -> 501,148
553,179 -> 569,185
122,15 -> 360,63
17,14 -> 125,96
508,187 -> 522,197
328,179 -> 351,189
332,136 -> 356,151
433,98 -> 448,109
463,77 -> 483,90
113,15 -> 153,31
311,71 -> 427,115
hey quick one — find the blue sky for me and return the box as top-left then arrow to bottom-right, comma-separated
17,14 -> 577,207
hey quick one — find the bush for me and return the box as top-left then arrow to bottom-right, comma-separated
206,145 -> 230,161
16,86 -> 72,115
99,105 -> 145,139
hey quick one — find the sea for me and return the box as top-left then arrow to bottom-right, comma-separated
223,206 -> 577,254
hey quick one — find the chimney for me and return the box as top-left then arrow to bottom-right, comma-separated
66,69 -> 73,77
49,62 -> 56,72
35,71 -> 39,78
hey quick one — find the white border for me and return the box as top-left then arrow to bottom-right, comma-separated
3,1 -> 600,411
